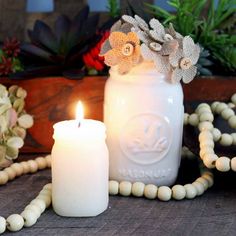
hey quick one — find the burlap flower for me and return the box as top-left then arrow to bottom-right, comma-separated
122,16 -> 179,73
101,31 -> 141,74
100,20 -> 132,56
100,15 -> 200,84
170,36 -> 200,83
140,43 -> 171,73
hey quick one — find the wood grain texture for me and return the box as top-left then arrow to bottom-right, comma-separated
0,155 -> 236,236
1,76 -> 236,153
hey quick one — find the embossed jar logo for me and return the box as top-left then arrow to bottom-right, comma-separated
120,114 -> 172,165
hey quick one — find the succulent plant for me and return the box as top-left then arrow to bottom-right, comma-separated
15,5 -> 115,79
0,85 -> 33,165
196,46 -> 213,76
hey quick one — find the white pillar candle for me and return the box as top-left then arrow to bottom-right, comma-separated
51,102 -> 109,217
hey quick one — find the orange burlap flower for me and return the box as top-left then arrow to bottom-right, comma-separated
102,32 -> 141,74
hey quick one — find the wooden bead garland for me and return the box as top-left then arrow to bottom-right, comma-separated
184,93 -> 236,172
0,152 -> 213,234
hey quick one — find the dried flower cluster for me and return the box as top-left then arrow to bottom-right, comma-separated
0,85 -> 33,166
100,15 -> 200,83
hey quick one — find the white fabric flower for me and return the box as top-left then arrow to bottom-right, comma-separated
170,36 -> 200,83
141,43 -> 170,73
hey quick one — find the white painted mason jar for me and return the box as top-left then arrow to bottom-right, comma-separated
104,61 -> 184,186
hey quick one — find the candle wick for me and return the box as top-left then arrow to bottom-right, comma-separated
78,121 -> 81,128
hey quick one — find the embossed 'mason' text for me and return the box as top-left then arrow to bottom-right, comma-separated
118,168 -> 172,179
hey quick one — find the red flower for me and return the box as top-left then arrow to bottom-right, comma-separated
0,56 -> 13,76
83,31 -> 110,71
3,38 -> 20,57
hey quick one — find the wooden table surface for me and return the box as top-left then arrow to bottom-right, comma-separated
1,156 -> 236,236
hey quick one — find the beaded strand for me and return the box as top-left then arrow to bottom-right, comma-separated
0,153 -> 213,234
184,93 -> 236,172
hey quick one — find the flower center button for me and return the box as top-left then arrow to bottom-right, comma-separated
180,58 -> 192,70
121,43 -> 134,56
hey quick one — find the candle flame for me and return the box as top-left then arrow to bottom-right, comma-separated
76,101 -> 84,124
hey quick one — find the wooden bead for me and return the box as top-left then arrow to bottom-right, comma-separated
212,128 -> 221,142
197,103 -> 211,110
11,163 -> 24,176
215,103 -> 228,114
199,130 -> 213,142
216,157 -> 231,172
184,184 -> 197,199
231,133 -> 236,145
188,114 -> 199,126
25,205 -> 41,218
36,195 -> 51,208
21,210 -> 38,227
109,180 -> 119,195
203,154 -> 218,169
157,186 -> 172,201
202,171 -> 213,177
211,102 -> 219,112
198,121 -> 213,131
200,147 -> 214,159
27,160 -> 38,173
144,184 -> 158,199
45,155 -> 51,168
6,214 -> 24,232
221,108 -> 234,120
35,157 -> 47,170
0,171 -> 9,185
231,93 -> 236,104
202,174 -> 214,188
199,112 -> 214,122
196,177 -> 208,190
228,102 -> 235,108
43,183 -> 52,191
30,199 -> 46,213
39,189 -> 51,196
219,133 -> 233,146
119,181 -> 132,196
184,113 -> 189,125
131,182 -> 145,197
228,116 -> 236,128
200,139 -> 214,149
196,106 -> 211,115
0,216 -> 6,234
172,185 -> 186,200
4,167 -> 16,180
192,181 -> 204,196
231,157 -> 236,172
20,161 -> 30,174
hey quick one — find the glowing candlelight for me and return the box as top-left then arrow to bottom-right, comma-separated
76,101 -> 84,127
